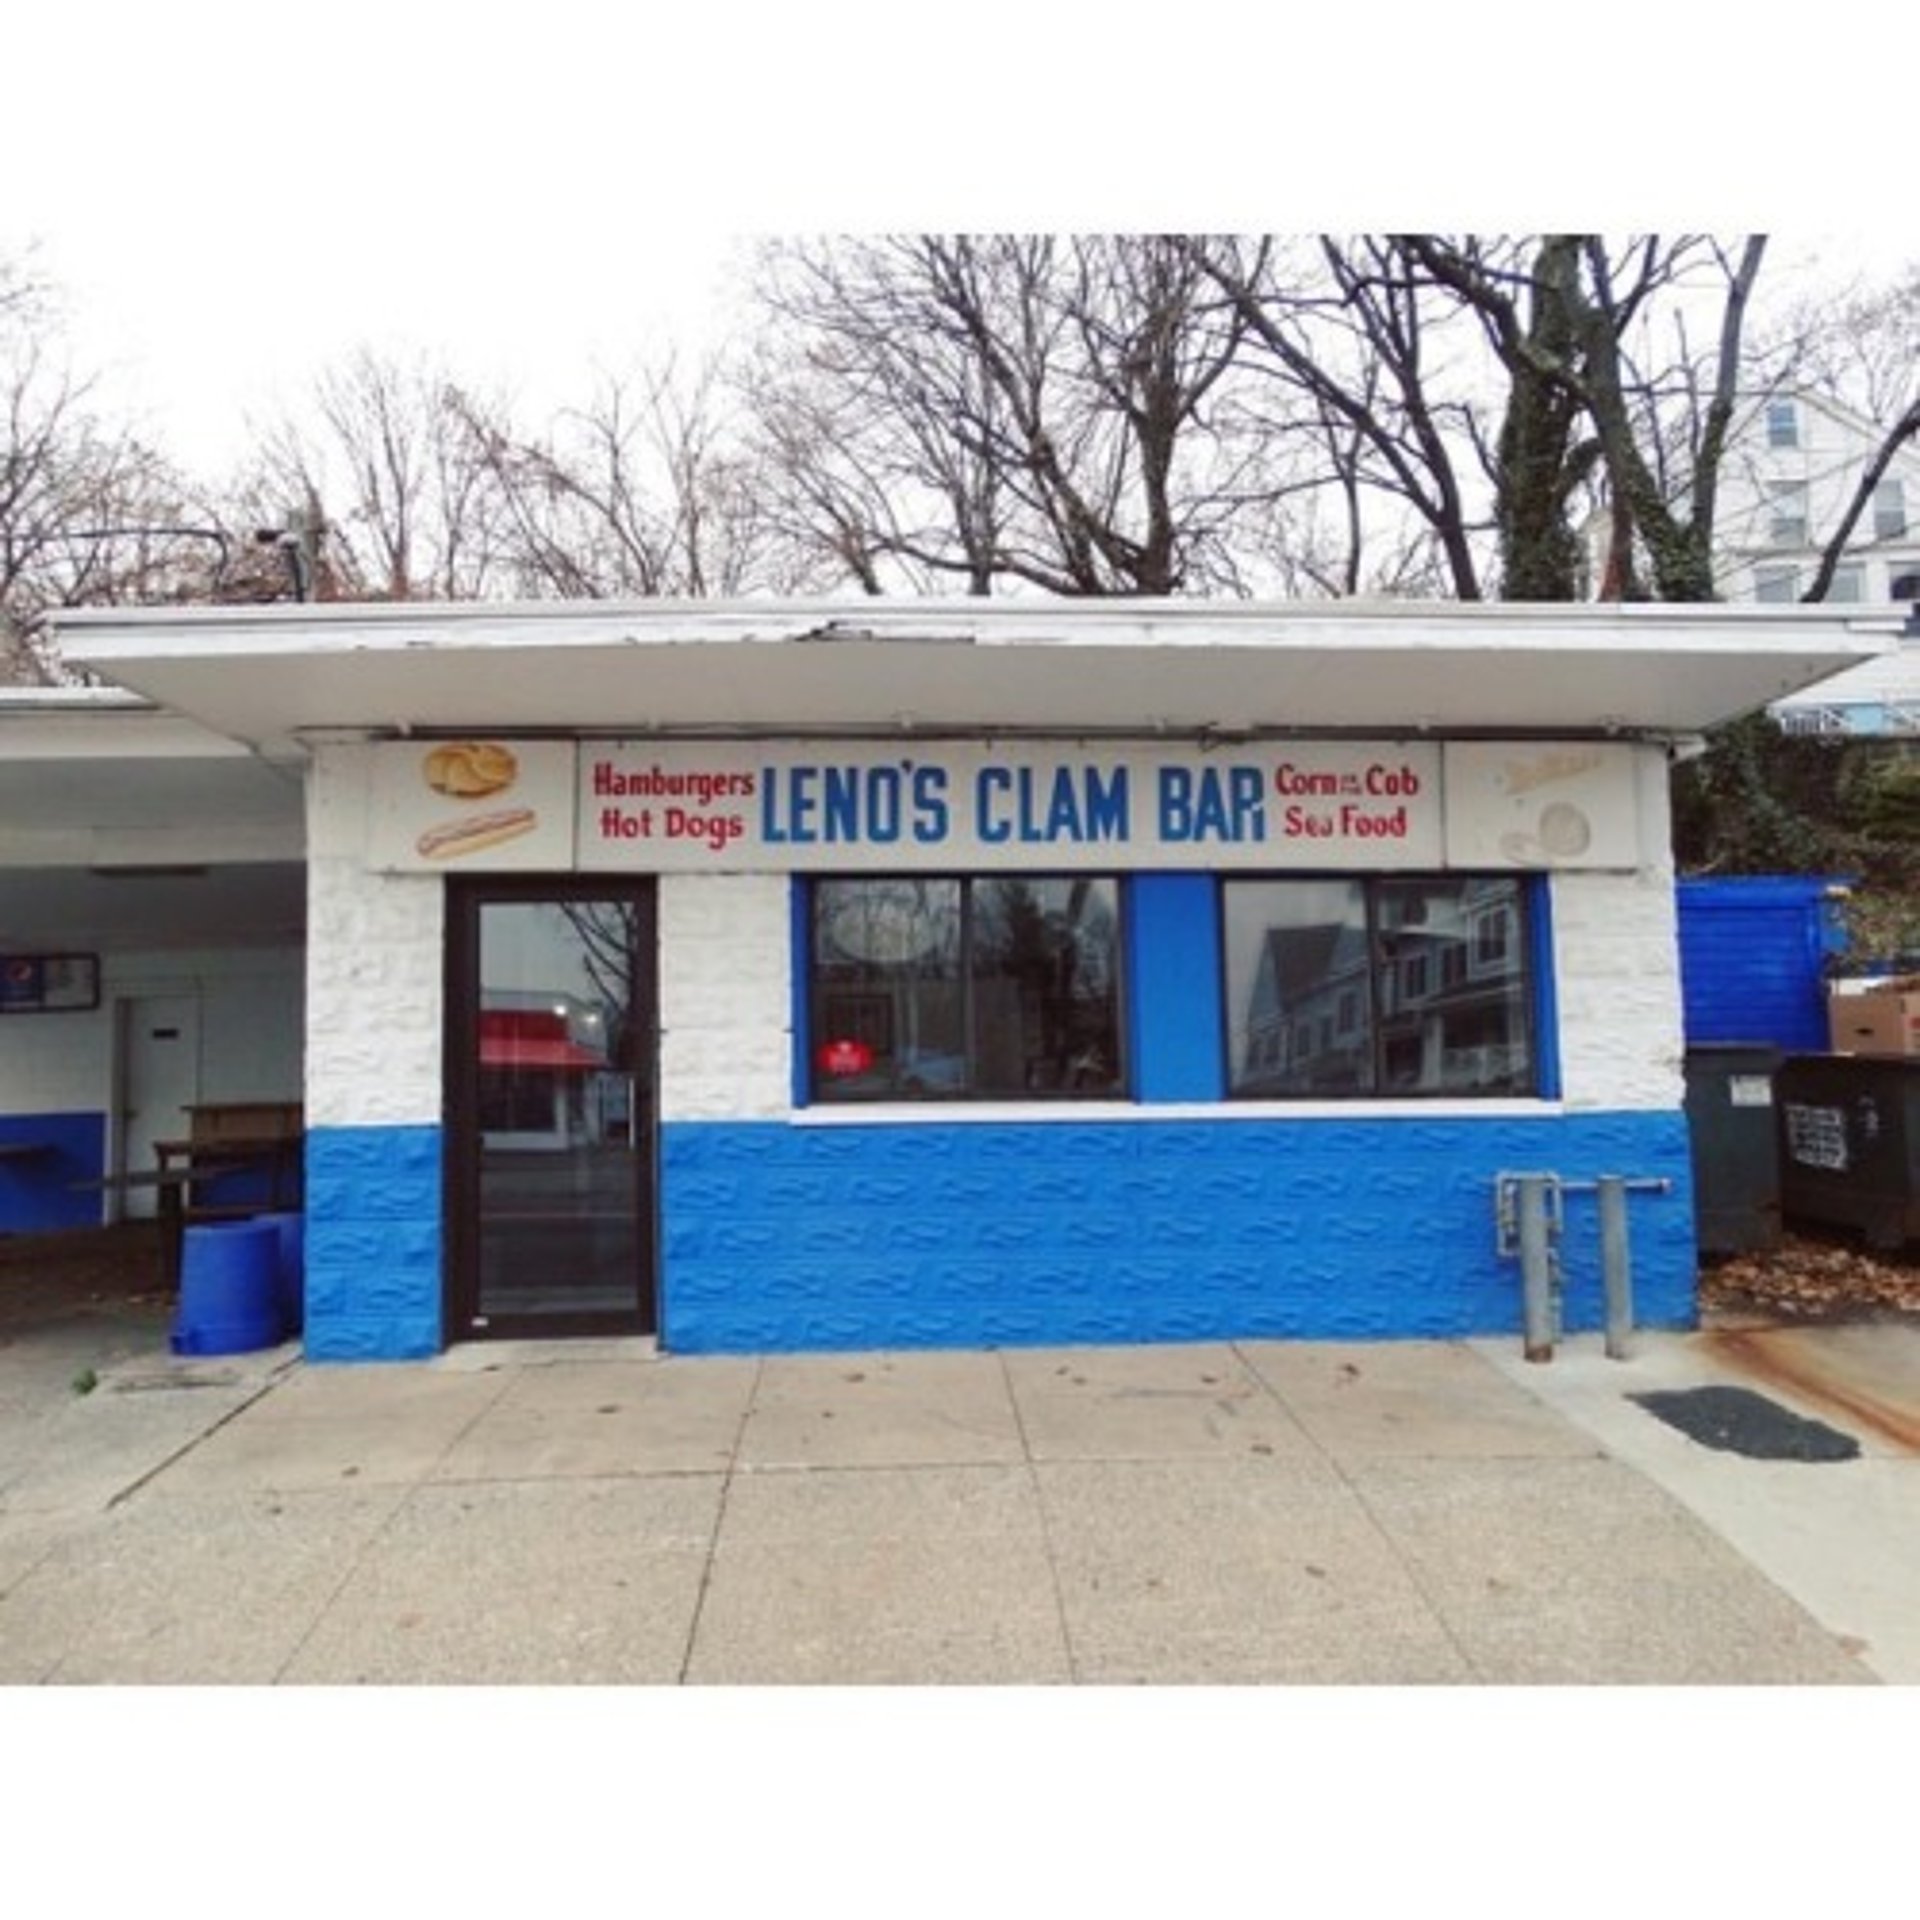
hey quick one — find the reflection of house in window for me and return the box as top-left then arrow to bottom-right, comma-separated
1378,882 -> 1528,1092
478,994 -> 617,1147
1231,877 -> 1533,1098
1241,907 -> 1374,1095
1472,898 -> 1513,973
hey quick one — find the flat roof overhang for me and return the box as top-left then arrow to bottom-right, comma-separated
0,691 -> 304,857
51,597 -> 1898,759
0,690 -> 306,951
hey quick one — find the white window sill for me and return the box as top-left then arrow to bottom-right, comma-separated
790,1097 -> 1565,1127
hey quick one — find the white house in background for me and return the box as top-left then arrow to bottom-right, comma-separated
1713,388 -> 1920,736
1715,389 -> 1920,609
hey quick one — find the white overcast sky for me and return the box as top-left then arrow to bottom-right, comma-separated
7,4 -> 1913,479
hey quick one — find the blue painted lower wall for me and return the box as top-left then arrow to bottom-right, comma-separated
301,1124 -> 443,1360
660,1110 -> 1697,1354
0,1112 -> 107,1233
297,1109 -> 1696,1361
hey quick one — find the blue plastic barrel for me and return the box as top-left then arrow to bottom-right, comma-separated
171,1219 -> 286,1356
258,1210 -> 306,1337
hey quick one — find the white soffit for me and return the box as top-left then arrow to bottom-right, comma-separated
52,598 -> 1896,755
0,692 -> 306,950
0,692 -> 304,861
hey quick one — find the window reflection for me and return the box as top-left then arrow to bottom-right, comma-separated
477,901 -> 640,1147
973,878 -> 1121,1094
1226,876 -> 1533,1097
1234,880 -> 1372,1095
468,891 -> 650,1325
811,876 -> 1123,1100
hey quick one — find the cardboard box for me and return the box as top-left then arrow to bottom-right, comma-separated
1828,988 -> 1920,1057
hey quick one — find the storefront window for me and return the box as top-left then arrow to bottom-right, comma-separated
809,876 -> 1124,1100
1224,875 -> 1535,1097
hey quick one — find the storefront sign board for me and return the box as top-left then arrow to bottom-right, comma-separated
366,739 -> 579,871
365,737 -> 1643,873
1440,742 -> 1642,870
576,740 -> 1446,872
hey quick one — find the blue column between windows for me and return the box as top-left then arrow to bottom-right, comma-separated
1126,873 -> 1225,1102
1528,875 -> 1561,1100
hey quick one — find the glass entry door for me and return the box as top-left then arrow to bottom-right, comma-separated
446,879 -> 657,1339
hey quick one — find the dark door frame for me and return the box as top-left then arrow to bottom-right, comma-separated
443,874 -> 661,1342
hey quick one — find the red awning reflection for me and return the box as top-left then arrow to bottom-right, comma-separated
479,1008 -> 608,1072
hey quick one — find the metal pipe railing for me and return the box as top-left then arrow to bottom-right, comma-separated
1495,1172 -> 1672,1362
1597,1175 -> 1634,1360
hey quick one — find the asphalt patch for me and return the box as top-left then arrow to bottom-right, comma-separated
1630,1385 -> 1860,1462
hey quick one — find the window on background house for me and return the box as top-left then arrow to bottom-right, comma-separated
1223,875 -> 1536,1099
1873,478 -> 1908,542
1754,564 -> 1800,603
1472,893 -> 1515,970
1826,562 -> 1865,603
1769,480 -> 1810,546
808,875 -> 1125,1101
1765,398 -> 1800,448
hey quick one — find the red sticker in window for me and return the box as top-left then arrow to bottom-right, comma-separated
816,1038 -> 875,1078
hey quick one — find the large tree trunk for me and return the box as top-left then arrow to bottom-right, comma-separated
1494,238 -> 1595,599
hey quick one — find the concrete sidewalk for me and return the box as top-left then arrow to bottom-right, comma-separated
3,1322 -> 1912,1685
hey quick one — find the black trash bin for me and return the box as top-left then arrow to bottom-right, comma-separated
1683,1045 -> 1785,1254
1776,1053 -> 1920,1250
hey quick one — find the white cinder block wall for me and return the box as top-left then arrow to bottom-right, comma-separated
1549,744 -> 1685,1112
306,742 -> 444,1130
658,874 -> 793,1121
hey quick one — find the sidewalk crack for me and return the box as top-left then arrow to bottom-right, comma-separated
676,1357 -> 761,1684
1001,1350 -> 1082,1684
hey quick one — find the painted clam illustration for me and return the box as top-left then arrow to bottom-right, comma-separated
1499,799 -> 1593,864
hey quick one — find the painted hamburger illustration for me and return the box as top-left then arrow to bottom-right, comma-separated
423,741 -> 519,799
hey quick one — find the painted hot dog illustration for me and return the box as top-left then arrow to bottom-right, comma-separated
416,807 -> 538,860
